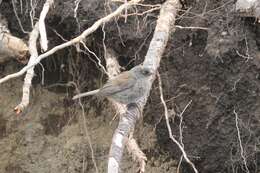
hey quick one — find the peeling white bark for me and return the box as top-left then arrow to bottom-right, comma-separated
104,49 -> 147,172
14,22 -> 39,114
39,0 -> 53,52
108,158 -> 119,172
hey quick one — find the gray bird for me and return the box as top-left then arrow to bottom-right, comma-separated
73,65 -> 154,104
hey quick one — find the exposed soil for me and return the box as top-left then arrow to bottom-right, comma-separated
0,0 -> 260,173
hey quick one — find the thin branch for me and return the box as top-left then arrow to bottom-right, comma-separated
29,0 -> 36,28
175,25 -> 208,30
68,82 -> 99,173
177,156 -> 183,173
74,0 -> 82,31
11,0 -> 29,33
73,89 -> 100,100
80,41 -> 109,75
157,73 -> 198,173
74,0 -> 82,18
124,0 -> 128,22
233,110 -> 250,173
176,96 -> 186,173
236,50 -> 253,61
126,6 -> 161,16
78,96 -> 99,173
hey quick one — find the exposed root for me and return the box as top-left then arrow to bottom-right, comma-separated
39,0 -> 53,52
157,72 -> 198,173
233,110 -> 250,173
0,0 -> 143,84
14,22 -> 39,114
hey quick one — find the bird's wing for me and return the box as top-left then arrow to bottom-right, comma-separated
99,71 -> 136,96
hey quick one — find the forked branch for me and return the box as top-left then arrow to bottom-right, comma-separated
107,0 -> 181,172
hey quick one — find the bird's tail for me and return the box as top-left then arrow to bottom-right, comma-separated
73,89 -> 100,100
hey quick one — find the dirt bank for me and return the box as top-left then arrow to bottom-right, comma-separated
0,0 -> 259,172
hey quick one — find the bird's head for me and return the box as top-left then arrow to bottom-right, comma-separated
132,65 -> 154,77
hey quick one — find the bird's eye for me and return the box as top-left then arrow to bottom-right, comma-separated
142,69 -> 152,76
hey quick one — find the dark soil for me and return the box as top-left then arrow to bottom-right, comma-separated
0,0 -> 259,173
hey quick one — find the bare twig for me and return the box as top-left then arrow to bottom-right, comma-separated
29,0 -> 36,28
176,99 -> 195,172
175,25 -> 208,30
68,82 -> 99,173
233,110 -> 250,173
176,156 -> 183,173
74,0 -> 82,31
74,0 -> 82,18
124,0 -> 128,22
236,50 -> 253,61
126,6 -> 161,16
73,89 -> 100,100
157,73 -> 197,173
80,41 -> 109,75
11,0 -> 29,33
78,97 -> 99,173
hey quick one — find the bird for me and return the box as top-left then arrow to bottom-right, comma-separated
73,65 -> 154,104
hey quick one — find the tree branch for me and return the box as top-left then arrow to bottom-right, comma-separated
39,0 -> 53,51
107,0 -> 181,172
14,22 -> 39,114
